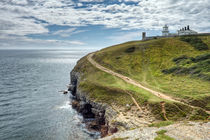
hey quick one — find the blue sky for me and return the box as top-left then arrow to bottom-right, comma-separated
0,0 -> 210,49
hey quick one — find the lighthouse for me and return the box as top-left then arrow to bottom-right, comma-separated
162,24 -> 169,36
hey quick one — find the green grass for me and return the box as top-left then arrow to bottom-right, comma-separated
180,36 -> 209,50
93,36 -> 210,110
111,137 -> 129,140
155,130 -> 175,140
149,121 -> 174,128
72,35 -> 210,120
76,60 -> 166,106
162,53 -> 210,81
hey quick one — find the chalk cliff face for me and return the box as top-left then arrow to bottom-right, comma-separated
69,70 -> 118,137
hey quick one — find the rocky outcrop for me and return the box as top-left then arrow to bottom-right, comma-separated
69,71 -> 118,138
100,122 -> 210,140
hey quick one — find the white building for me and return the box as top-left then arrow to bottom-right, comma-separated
177,25 -> 197,35
162,25 -> 198,37
162,25 -> 198,36
142,25 -> 199,40
162,24 -> 169,36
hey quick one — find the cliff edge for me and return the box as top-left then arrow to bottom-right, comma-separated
69,35 -> 210,139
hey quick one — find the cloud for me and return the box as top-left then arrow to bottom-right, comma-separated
0,35 -> 85,48
1,0 -> 210,34
10,0 -> 28,5
123,0 -> 140,2
108,31 -> 140,42
78,0 -> 104,2
52,28 -> 87,37
77,3 -> 83,7
43,0 -> 66,8
0,0 -> 210,48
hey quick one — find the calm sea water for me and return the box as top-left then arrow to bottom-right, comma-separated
0,49 -> 97,140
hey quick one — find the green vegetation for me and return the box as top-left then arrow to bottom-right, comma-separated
111,137 -> 129,140
180,36 -> 209,50
93,35 -> 210,111
156,130 -> 167,135
149,121 -> 174,128
73,35 -> 210,121
75,58 -> 166,106
155,130 -> 175,140
125,46 -> 135,53
162,53 -> 210,81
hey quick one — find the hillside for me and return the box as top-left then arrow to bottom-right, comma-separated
70,35 -> 210,138
92,35 -> 210,111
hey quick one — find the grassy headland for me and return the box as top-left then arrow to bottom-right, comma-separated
73,35 -> 210,120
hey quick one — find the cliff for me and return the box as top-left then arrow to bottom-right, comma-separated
69,70 -> 118,137
68,35 -> 210,139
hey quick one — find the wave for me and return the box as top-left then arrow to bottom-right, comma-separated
57,101 -> 72,110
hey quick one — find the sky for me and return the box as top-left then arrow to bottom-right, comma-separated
0,0 -> 210,49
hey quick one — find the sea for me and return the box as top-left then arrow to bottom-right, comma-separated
0,49 -> 99,140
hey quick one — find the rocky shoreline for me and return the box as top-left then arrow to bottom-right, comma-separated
67,59 -> 210,140
100,121 -> 210,140
68,71 -> 119,138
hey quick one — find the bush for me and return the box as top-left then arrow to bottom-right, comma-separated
125,46 -> 135,53
175,67 -> 190,74
162,66 -> 181,74
194,53 -> 210,62
149,121 -> 174,128
172,55 -> 188,64
180,36 -> 208,50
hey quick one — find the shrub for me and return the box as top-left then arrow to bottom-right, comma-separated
172,55 -> 188,64
174,67 -> 190,74
155,130 -> 175,140
180,36 -> 208,50
163,53 -> 210,81
194,53 -> 210,62
125,46 -> 135,53
149,121 -> 174,128
162,67 -> 181,74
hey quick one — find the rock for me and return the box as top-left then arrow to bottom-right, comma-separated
88,120 -> 100,131
72,100 -> 79,109
70,71 -> 118,138
109,127 -> 118,134
78,101 -> 86,113
101,125 -> 108,137
138,114 -> 143,118
68,84 -> 76,92
58,90 -> 68,94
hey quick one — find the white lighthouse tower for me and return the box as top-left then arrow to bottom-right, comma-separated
162,24 -> 169,36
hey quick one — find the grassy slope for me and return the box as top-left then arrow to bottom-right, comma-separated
73,35 -> 210,120
93,36 -> 210,110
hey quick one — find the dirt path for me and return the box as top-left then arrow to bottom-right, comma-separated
87,53 -> 178,102
126,91 -> 142,112
87,53 -> 210,114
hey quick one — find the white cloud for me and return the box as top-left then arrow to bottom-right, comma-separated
43,0 -> 66,8
78,0 -> 104,2
124,0 -> 140,2
11,0 -> 28,5
108,31 -> 140,42
52,28 -> 87,37
1,0 -> 210,34
0,35 -> 85,48
77,3 -> 83,7
0,0 -> 210,48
